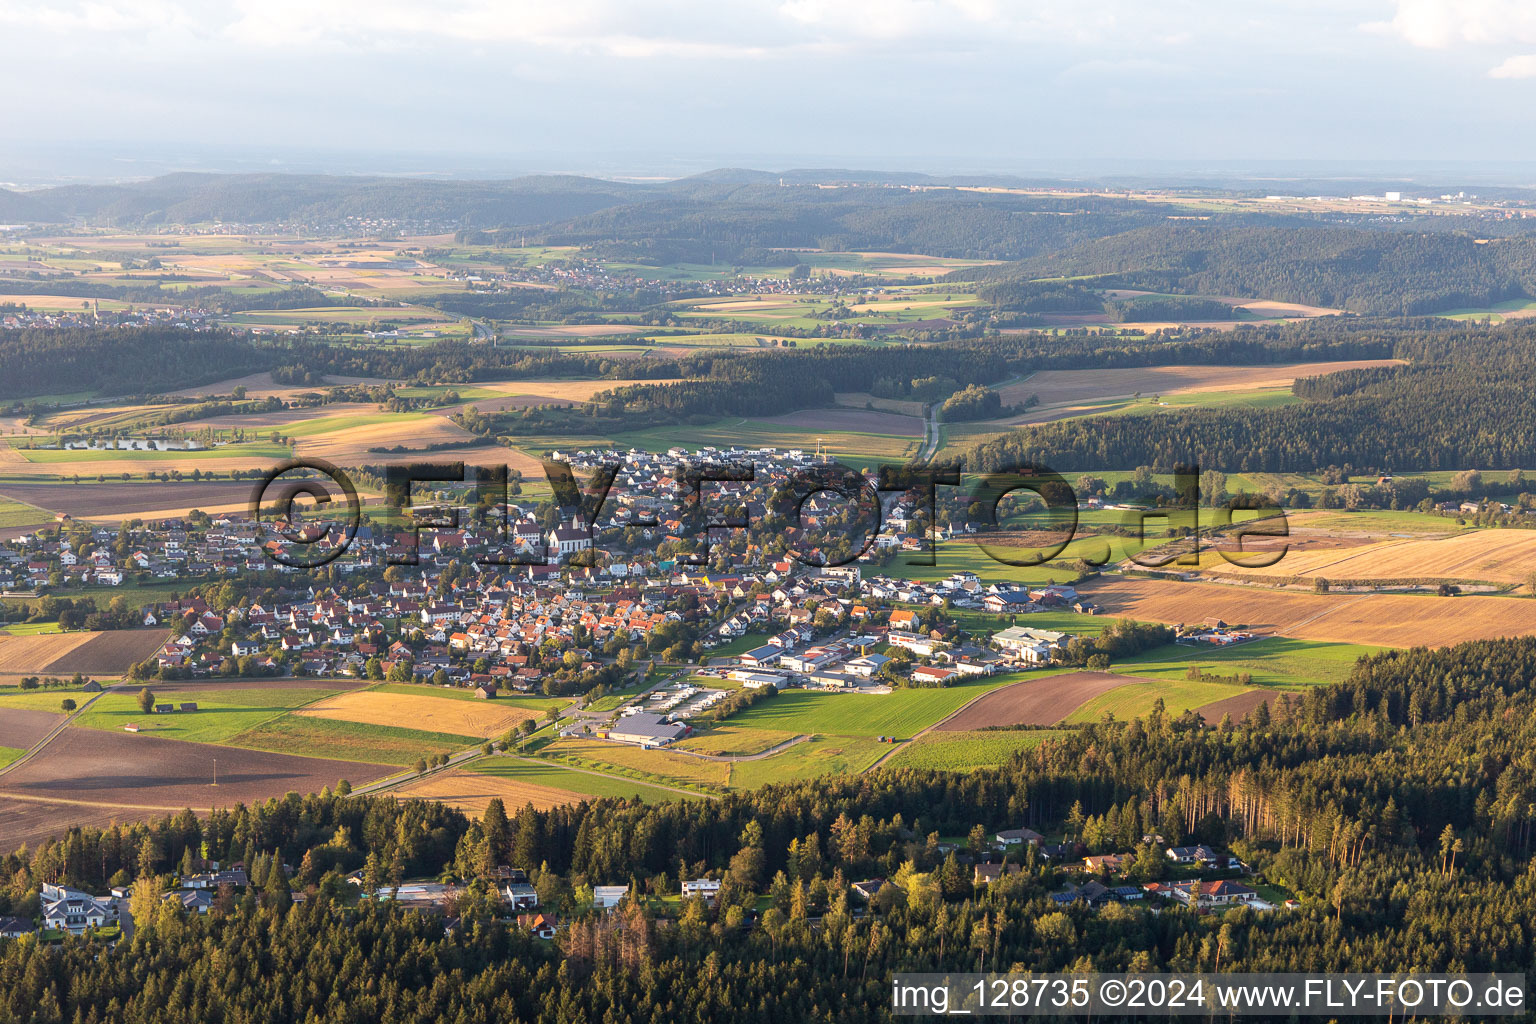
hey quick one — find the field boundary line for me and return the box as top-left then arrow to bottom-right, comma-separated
0,689 -> 107,779
515,753 -> 719,801
668,733 -> 810,763
861,675 -> 1040,774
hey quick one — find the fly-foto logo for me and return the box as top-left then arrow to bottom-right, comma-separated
248,457 -> 1289,571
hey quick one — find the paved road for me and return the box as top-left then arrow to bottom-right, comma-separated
918,402 -> 941,461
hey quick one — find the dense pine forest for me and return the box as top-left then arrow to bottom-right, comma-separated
3,636 -> 1535,1023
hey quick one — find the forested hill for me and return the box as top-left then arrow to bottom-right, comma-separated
952,222 -> 1536,315
962,321 -> 1536,475
0,173 -> 647,228
2,636 -> 1536,1021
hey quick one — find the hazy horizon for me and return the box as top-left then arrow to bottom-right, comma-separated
7,1 -> 1536,185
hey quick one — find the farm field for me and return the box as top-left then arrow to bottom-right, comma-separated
391,767 -> 586,813
877,537 -> 1111,585
1079,576 -> 1536,647
0,707 -> 65,749
0,632 -> 98,675
935,672 -> 1137,730
1108,636 -> 1381,687
545,737 -> 729,791
725,676 -> 1022,738
0,726 -> 393,822
1062,676 -> 1264,724
230,716 -> 477,765
1281,508 -> 1471,536
295,689 -> 564,738
37,630 -> 169,676
0,497 -> 50,533
463,758 -> 688,804
75,685 -> 343,743
1209,528 -> 1536,586
880,729 -> 1055,772
673,725 -> 801,757
1197,690 -> 1282,724
0,481 -> 260,519
995,360 -> 1401,419
724,735 -> 889,789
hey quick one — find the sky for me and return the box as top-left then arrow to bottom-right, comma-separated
6,0 -> 1536,181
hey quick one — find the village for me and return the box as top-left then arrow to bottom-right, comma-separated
0,819 -> 1288,948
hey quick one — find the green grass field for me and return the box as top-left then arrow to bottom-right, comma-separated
230,715 -> 478,765
1062,677 -> 1258,724
725,735 -> 889,789
881,729 -> 1055,772
1109,636 -> 1380,687
0,689 -> 89,710
545,737 -> 728,791
1287,508 -> 1470,534
878,537 -> 1106,585
469,756 -> 697,802
674,724 -> 799,756
74,686 -> 340,743
724,675 -> 1022,739
0,498 -> 50,530
0,621 -> 64,636
0,745 -> 27,769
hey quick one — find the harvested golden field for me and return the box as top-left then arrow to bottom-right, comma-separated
0,632 -> 97,674
294,418 -> 479,461
294,690 -> 538,738
997,360 -> 1403,413
1211,530 -> 1536,586
1080,577 -> 1536,647
391,768 -> 584,813
496,378 -> 683,401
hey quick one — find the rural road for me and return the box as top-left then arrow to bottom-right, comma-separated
917,402 -> 941,461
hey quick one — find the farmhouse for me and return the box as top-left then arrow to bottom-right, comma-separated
682,878 -> 722,904
994,827 -> 1044,847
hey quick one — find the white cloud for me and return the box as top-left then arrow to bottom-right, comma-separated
1369,0 -> 1536,78
1369,0 -> 1536,49
1490,53 -> 1536,78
